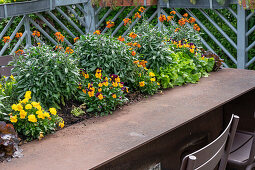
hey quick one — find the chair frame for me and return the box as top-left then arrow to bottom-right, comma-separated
180,114 -> 239,170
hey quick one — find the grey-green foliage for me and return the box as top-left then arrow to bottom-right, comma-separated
12,45 -> 80,109
131,21 -> 173,73
74,33 -> 138,84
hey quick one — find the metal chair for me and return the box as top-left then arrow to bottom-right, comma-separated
180,114 -> 239,170
227,112 -> 255,170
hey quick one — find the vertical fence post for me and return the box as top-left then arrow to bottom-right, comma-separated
157,1 -> 161,31
237,5 -> 248,69
24,15 -> 31,48
84,0 -> 97,33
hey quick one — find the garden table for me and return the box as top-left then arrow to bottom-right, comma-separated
0,68 -> 255,170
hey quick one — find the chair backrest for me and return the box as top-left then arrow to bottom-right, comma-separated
180,114 -> 239,170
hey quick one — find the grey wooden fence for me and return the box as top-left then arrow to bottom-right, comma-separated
0,0 -> 254,69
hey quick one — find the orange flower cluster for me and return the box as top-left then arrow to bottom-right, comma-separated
2,36 -> 10,43
183,13 -> 188,18
159,14 -> 166,22
193,24 -> 200,32
170,10 -> 176,15
189,17 -> 196,24
93,30 -> 101,35
15,49 -> 24,55
65,47 -> 74,54
32,31 -> 40,37
55,32 -> 64,42
74,37 -> 79,43
118,36 -> 125,42
123,18 -> 131,26
15,33 -> 23,39
55,45 -> 63,50
178,18 -> 188,26
167,16 -> 174,22
134,12 -> 141,19
131,51 -> 136,56
139,6 -> 145,13
133,42 -> 141,48
106,21 -> 115,28
129,32 -> 137,39
133,60 -> 147,68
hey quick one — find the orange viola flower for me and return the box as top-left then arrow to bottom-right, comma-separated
193,24 -> 201,32
15,49 -> 24,55
134,12 -> 141,19
139,6 -> 145,13
123,18 -> 131,26
93,30 -> 101,35
170,11 -> 176,15
65,47 -> 74,54
183,13 -> 188,18
106,21 -> 115,28
2,36 -> 10,43
15,33 -> 23,39
159,14 -> 166,22
167,16 -> 174,22
118,36 -> 125,42
74,37 -> 79,43
131,51 -> 136,56
129,32 -> 137,39
32,31 -> 40,37
189,17 -> 196,24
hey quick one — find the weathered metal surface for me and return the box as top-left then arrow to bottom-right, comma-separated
0,69 -> 255,170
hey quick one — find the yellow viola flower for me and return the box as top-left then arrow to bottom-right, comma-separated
17,103 -> 23,111
43,112 -> 50,118
95,72 -> 102,79
37,112 -> 45,119
25,104 -> 32,110
103,81 -> 109,87
119,83 -> 123,88
10,115 -> 18,123
10,75 -> 15,81
97,93 -> 104,100
115,77 -> 120,83
11,104 -> 18,111
139,81 -> 145,87
88,91 -> 94,97
19,110 -> 27,119
59,121 -> 64,128
98,83 -> 103,87
190,48 -> 195,53
49,108 -> 57,115
24,91 -> 32,99
112,94 -> 117,98
112,82 -> 118,87
98,88 -> 102,92
150,78 -> 156,82
149,72 -> 155,77
36,110 -> 43,115
28,115 -> 37,122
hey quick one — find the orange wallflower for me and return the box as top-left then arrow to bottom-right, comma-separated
178,18 -> 186,26
65,47 -> 74,54
183,13 -> 188,18
131,51 -> 136,56
189,17 -> 196,24
193,24 -> 201,31
15,33 -> 23,39
54,32 -> 64,42
74,37 -> 79,43
32,31 -> 40,37
167,16 -> 174,22
126,42 -> 133,46
170,11 -> 176,15
175,28 -> 180,32
2,36 -> 10,43
123,18 -> 131,26
129,32 -> 137,39
134,12 -> 141,19
55,45 -> 63,50
15,49 -> 24,55
106,21 -> 115,28
139,7 -> 145,13
118,36 -> 125,42
93,30 -> 101,35
159,14 -> 166,22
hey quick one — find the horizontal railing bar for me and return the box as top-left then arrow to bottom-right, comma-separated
56,7 -> 85,35
246,25 -> 255,37
111,7 -> 137,37
10,31 -> 26,54
185,8 -> 237,65
36,13 -> 73,46
29,18 -> 58,45
46,11 -> 76,38
214,9 -> 237,34
246,12 -> 255,21
246,41 -> 255,52
96,8 -> 113,28
246,56 -> 255,67
122,6 -> 151,37
227,7 -> 237,18
199,9 -> 237,49
102,7 -> 126,34
0,15 -> 25,56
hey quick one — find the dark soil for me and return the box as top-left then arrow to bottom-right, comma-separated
58,91 -> 147,127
